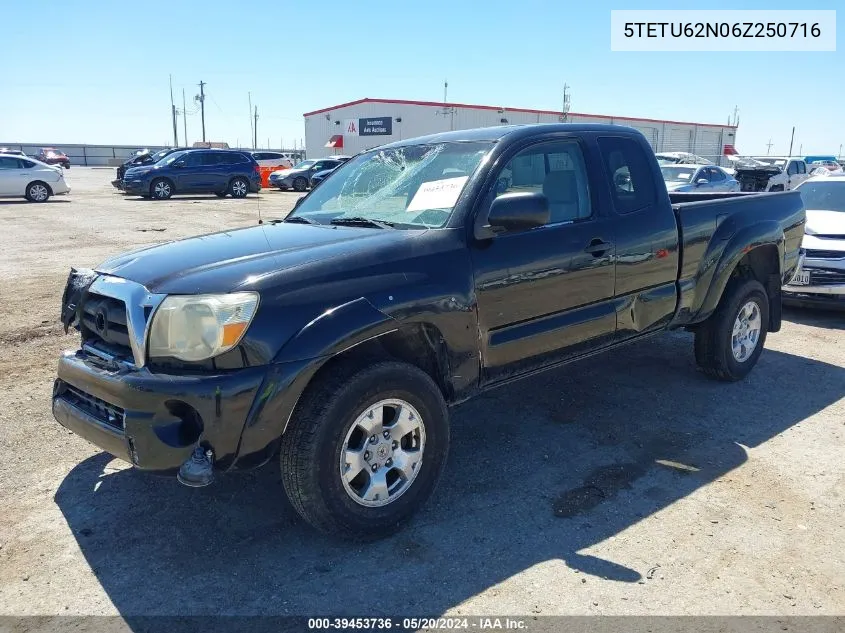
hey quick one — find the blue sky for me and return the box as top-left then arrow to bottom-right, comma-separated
0,0 -> 840,155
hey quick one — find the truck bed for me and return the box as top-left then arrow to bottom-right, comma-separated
668,190 -> 806,325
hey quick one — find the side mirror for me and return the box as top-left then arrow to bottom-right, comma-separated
476,192 -> 549,239
293,196 -> 305,209
696,178 -> 709,185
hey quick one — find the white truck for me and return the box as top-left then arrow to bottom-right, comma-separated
731,156 -> 810,192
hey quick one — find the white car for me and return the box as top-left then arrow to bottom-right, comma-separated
0,154 -> 70,202
250,151 -> 294,170
783,175 -> 845,307
655,151 -> 714,165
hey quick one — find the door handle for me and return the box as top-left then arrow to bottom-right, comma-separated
584,239 -> 612,256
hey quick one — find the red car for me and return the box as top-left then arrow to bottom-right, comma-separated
35,148 -> 70,169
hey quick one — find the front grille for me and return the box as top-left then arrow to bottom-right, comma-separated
81,293 -> 132,355
807,268 -> 845,285
805,249 -> 845,260
60,383 -> 125,430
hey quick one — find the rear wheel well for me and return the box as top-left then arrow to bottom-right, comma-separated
27,180 -> 53,195
308,324 -> 453,403
731,245 -> 782,332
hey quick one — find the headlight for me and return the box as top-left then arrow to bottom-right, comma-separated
148,292 -> 259,362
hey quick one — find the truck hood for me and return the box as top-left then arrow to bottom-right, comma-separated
95,222 -> 418,294
805,209 -> 845,237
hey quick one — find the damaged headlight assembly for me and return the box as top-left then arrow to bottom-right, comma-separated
148,292 -> 259,362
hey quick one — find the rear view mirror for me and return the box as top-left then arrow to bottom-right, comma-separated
476,192 -> 549,239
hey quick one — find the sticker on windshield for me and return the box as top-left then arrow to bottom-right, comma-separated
406,176 -> 468,212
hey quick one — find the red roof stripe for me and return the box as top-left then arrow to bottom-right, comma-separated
303,97 -> 738,130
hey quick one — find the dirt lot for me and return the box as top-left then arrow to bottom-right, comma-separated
0,168 -> 843,621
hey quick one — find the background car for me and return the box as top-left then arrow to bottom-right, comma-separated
782,175 -> 845,308
250,151 -> 294,170
269,157 -> 350,191
35,148 -> 70,169
0,148 -> 27,157
309,167 -> 340,188
661,164 -> 739,192
113,147 -> 188,189
0,154 -> 70,202
809,160 -> 843,173
122,149 -> 261,200
655,151 -> 715,166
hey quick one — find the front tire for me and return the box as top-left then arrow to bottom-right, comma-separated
150,178 -> 173,200
694,278 -> 769,381
25,181 -> 51,202
293,176 -> 307,192
229,177 -> 249,198
280,360 -> 450,540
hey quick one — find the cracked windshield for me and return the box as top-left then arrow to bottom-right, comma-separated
290,142 -> 492,228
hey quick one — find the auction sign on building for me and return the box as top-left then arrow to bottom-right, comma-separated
343,117 -> 393,136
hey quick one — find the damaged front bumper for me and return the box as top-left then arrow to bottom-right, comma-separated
52,348 -> 271,472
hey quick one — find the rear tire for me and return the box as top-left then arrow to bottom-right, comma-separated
694,278 -> 769,382
229,177 -> 249,198
25,181 -> 51,202
150,178 -> 173,200
280,360 -> 450,540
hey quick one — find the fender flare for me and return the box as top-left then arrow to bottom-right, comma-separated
231,297 -> 399,469
691,221 -> 784,323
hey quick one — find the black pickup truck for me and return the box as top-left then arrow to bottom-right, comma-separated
53,124 -> 805,539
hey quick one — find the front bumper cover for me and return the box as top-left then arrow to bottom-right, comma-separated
53,349 -> 270,472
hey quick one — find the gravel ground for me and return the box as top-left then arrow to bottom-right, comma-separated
0,168 -> 843,622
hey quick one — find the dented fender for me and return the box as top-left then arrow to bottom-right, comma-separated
231,297 -> 399,469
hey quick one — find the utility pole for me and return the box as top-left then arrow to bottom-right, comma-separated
182,88 -> 187,147
196,81 -> 206,143
730,105 -> 740,127
169,75 -> 178,146
766,138 -> 773,155
248,92 -> 254,149
788,126 -> 795,157
839,144 -> 843,160
254,106 -> 259,150
562,84 -> 571,122
799,143 -> 803,156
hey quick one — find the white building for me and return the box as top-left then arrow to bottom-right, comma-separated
304,98 -> 738,166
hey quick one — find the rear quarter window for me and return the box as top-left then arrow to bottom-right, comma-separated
597,136 -> 657,214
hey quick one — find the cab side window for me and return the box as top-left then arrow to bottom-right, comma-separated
494,141 -> 591,224
597,136 -> 657,215
787,161 -> 799,176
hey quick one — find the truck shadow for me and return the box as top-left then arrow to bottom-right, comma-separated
783,306 -> 845,328
54,332 -> 844,617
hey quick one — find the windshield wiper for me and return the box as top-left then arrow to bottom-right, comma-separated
329,217 -> 395,229
280,215 -> 320,225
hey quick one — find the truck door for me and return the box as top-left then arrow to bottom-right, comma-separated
595,136 -> 680,340
786,160 -> 802,190
470,138 -> 617,383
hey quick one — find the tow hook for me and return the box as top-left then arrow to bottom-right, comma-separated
177,445 -> 215,487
